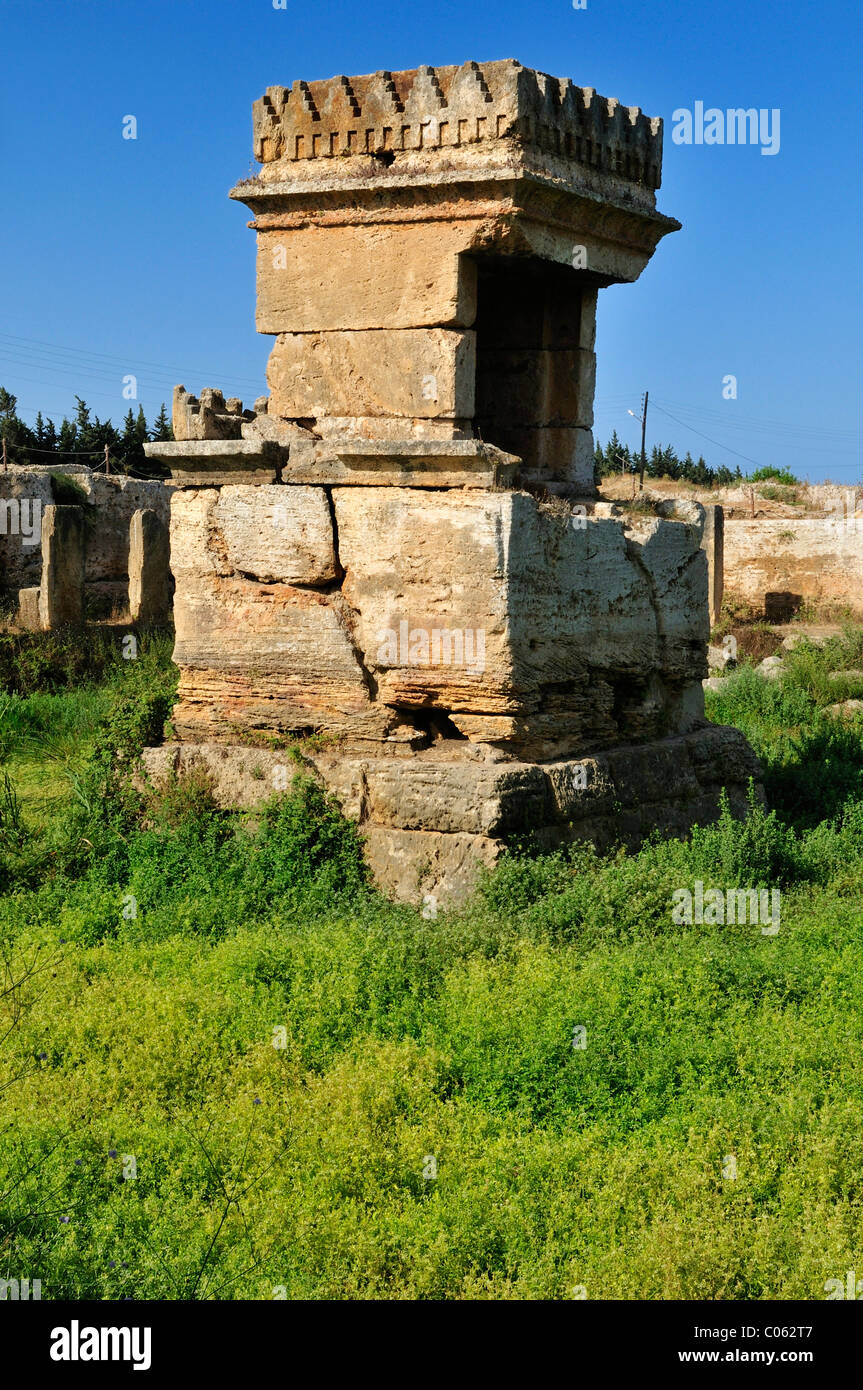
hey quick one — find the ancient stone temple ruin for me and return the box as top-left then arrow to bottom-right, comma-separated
144,59 -> 761,903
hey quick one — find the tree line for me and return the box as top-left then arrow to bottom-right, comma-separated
595,430 -> 743,487
0,388 -> 172,478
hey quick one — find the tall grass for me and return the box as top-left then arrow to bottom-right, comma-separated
1,628 -> 863,1298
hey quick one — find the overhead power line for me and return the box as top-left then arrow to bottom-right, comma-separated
647,401 -> 779,469
0,330 -> 265,394
624,399 -> 862,473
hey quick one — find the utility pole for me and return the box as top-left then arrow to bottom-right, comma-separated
104,443 -> 111,476
628,394 -> 649,491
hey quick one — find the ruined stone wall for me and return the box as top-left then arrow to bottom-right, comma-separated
0,467 -> 172,606
724,518 -> 863,616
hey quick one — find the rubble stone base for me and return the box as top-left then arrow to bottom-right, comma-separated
141,724 -> 762,906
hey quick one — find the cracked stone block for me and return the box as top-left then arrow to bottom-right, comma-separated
215,486 -> 337,585
168,487 -> 412,744
169,485 -> 336,586
171,577 -> 383,741
331,487 -> 708,757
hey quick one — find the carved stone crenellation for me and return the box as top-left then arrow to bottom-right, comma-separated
252,60 -> 663,192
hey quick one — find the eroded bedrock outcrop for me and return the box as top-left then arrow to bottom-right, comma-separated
141,59 -> 763,904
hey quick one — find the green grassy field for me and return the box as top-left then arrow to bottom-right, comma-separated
2,628 -> 863,1299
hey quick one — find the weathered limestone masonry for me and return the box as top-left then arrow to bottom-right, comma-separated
1,466 -> 172,621
143,59 -> 763,904
724,514 -> 863,617
701,505 -> 724,627
38,506 -> 85,629
129,509 -> 172,626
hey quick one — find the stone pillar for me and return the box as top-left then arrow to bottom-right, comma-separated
231,60 -> 681,498
129,508 -> 171,625
139,61 -> 765,907
701,504 -> 724,628
17,588 -> 41,631
38,505 -> 85,629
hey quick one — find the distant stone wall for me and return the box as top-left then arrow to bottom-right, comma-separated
0,467 -> 172,602
724,517 -> 863,615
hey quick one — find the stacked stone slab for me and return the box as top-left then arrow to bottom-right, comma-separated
228,57 -> 680,490
143,60 -> 762,904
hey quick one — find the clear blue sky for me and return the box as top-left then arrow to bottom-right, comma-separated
1,0 -> 860,479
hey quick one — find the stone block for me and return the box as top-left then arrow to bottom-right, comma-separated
144,439 -> 283,487
331,487 -> 708,756
356,756 -> 551,836
38,505 -> 85,629
17,587 -> 41,631
282,437 -> 517,488
169,486 -> 336,588
254,222 -> 480,332
167,489 -> 411,745
266,329 -> 476,420
362,826 -> 502,907
171,577 -> 377,738
214,485 -> 337,585
475,347 -> 595,428
129,509 -> 172,626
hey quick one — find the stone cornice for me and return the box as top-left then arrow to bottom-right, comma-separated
248,59 -> 664,194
